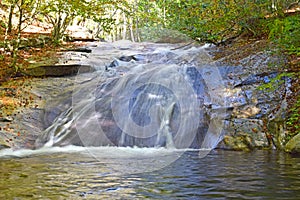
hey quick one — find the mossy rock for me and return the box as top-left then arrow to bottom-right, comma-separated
223,135 -> 254,151
285,134 -> 300,154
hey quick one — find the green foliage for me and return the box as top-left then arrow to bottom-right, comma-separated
138,26 -> 191,43
39,0 -> 128,42
258,73 -> 293,92
40,0 -> 81,43
0,41 -> 5,48
136,0 -> 170,27
268,15 -> 300,55
130,0 -> 298,45
287,94 -> 300,139
0,20 -> 6,29
90,0 -> 129,37
141,0 -> 274,45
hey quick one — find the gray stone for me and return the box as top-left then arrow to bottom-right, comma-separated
221,119 -> 269,150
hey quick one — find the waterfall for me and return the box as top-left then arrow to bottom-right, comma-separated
35,41 -> 227,150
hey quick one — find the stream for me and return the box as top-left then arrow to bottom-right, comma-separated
0,147 -> 300,199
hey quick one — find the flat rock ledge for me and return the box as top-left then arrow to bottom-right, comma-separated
22,64 -> 95,77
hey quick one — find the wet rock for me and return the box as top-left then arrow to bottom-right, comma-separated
119,55 -> 141,62
234,72 -> 278,87
22,64 -> 95,77
107,60 -> 119,68
285,134 -> 300,154
220,119 -> 269,150
0,138 -> 10,150
267,99 -> 288,149
107,55 -> 143,69
66,47 -> 92,53
0,116 -> 13,122
232,105 -> 261,118
222,135 -> 254,151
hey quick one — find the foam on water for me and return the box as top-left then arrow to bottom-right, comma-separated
0,145 -> 208,159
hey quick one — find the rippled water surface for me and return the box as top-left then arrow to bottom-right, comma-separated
0,147 -> 300,199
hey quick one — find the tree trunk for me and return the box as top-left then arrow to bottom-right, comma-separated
130,20 -> 135,42
11,0 -> 24,72
7,3 -> 15,34
112,26 -> 116,41
134,0 -> 140,42
122,12 -> 127,40
163,0 -> 166,28
4,3 -> 15,53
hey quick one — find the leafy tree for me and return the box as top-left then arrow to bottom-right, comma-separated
39,0 -> 127,43
269,15 -> 300,55
2,0 -> 41,71
39,0 -> 85,43
90,0 -> 130,40
130,0 -> 298,45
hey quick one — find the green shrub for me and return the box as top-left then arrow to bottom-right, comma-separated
287,94 -> 300,139
0,20 -> 6,29
268,15 -> 300,55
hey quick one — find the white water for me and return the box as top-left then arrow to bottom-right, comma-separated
0,145 -> 202,158
0,145 -> 211,175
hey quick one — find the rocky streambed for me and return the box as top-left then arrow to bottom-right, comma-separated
0,40 -> 298,152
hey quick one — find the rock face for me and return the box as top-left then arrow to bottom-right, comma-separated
210,41 -> 290,150
0,75 -> 82,150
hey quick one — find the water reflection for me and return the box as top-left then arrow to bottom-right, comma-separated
0,149 -> 300,199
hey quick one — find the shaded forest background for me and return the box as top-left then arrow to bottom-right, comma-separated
0,0 -> 299,138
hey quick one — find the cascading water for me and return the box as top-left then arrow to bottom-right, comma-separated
35,41 -> 227,150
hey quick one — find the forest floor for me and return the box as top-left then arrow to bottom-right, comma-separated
0,24 -> 81,120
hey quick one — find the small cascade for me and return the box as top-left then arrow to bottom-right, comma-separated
35,42 -> 227,150
155,102 -> 176,148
